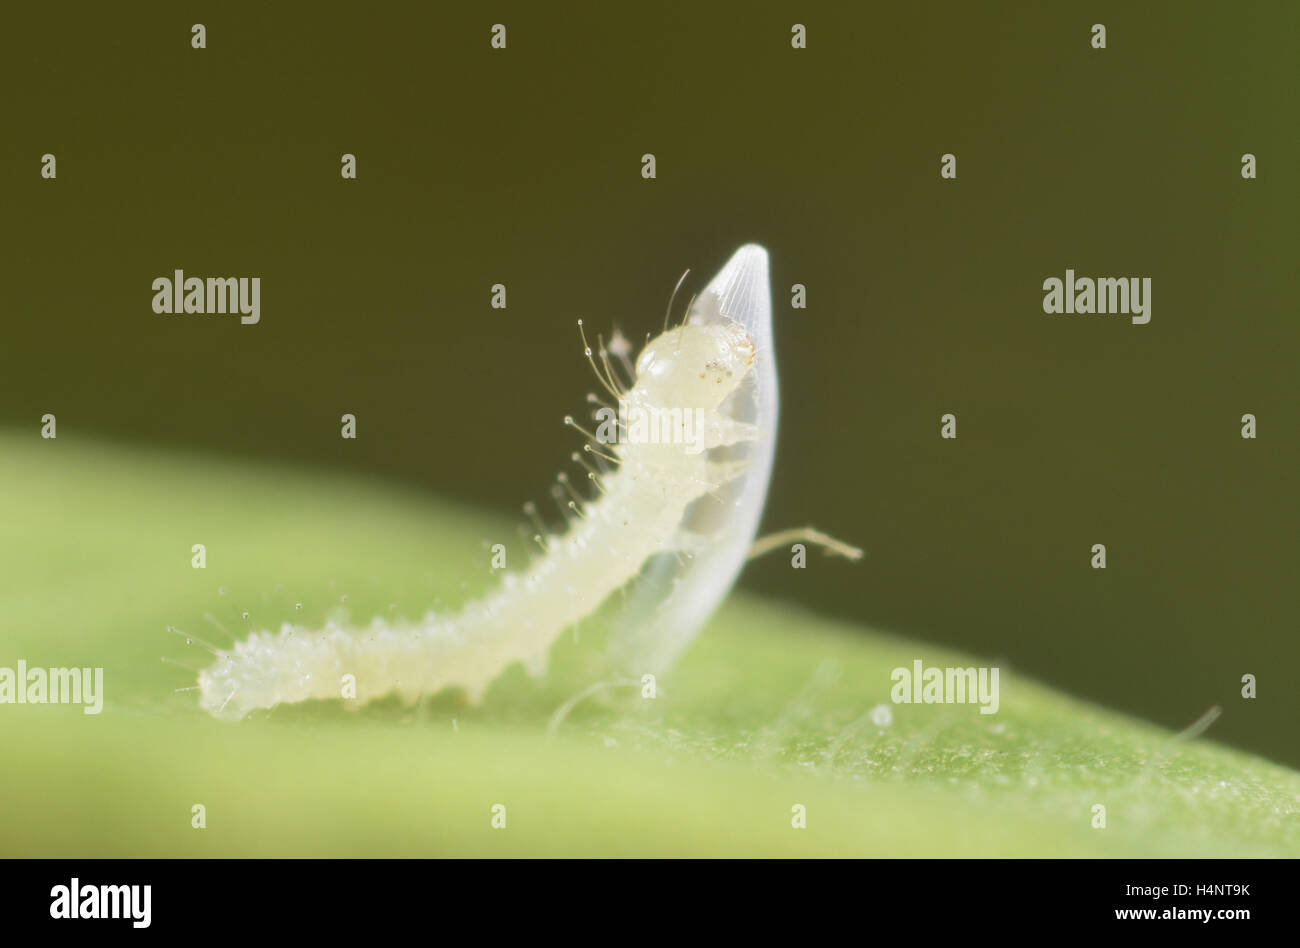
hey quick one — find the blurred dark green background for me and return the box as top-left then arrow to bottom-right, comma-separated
2,2 -> 1296,766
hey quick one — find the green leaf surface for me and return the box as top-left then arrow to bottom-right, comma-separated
1,434 -> 1296,857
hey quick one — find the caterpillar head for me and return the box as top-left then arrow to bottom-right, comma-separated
633,321 -> 756,410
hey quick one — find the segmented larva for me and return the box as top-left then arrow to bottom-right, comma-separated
197,245 -> 804,720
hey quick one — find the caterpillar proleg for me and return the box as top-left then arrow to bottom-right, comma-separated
197,245 -> 830,721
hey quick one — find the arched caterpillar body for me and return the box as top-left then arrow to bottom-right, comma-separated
198,245 -> 778,720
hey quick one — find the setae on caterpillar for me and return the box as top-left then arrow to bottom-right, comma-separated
196,244 -> 859,720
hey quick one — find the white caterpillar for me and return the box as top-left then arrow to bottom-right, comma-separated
198,245 -> 804,720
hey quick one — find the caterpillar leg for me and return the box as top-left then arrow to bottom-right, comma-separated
748,527 -> 864,561
704,457 -> 751,490
691,416 -> 761,452
667,528 -> 715,557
